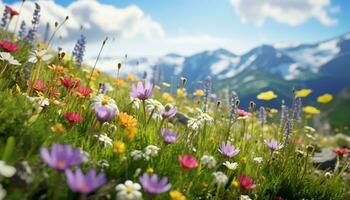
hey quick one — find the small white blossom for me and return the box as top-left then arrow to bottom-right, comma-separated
26,96 -> 50,107
145,99 -> 164,120
223,161 -> 238,170
130,97 -> 141,109
0,184 -> 6,200
212,171 -> 228,186
94,133 -> 113,147
130,150 -> 143,161
116,180 -> 142,200
28,49 -> 52,63
97,159 -> 110,169
17,161 -> 34,184
0,161 -> 16,178
133,168 -> 142,178
0,52 -> 21,65
144,145 -> 160,157
91,94 -> 119,114
240,195 -> 252,200
201,155 -> 217,169
253,157 -> 263,163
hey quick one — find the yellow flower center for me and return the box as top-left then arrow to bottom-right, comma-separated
126,187 -> 134,193
102,96 -> 110,105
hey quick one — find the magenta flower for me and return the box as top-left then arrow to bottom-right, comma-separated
239,175 -> 256,190
219,141 -> 240,157
162,105 -> 177,119
40,144 -> 83,170
94,105 -> 117,123
130,81 -> 153,100
160,129 -> 178,144
65,168 -> 106,193
178,154 -> 198,169
264,139 -> 283,151
139,172 -> 171,194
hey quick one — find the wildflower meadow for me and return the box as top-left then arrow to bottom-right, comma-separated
0,1 -> 350,200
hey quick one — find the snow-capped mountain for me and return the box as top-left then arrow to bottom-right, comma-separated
94,32 -> 350,107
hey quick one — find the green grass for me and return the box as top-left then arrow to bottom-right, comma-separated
0,30 -> 349,200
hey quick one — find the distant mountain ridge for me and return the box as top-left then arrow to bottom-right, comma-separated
95,32 -> 350,107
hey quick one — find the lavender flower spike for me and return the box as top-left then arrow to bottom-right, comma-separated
139,172 -> 171,194
259,106 -> 266,125
26,3 -> 41,48
40,143 -> 83,170
65,168 -> 106,193
1,6 -> 9,28
18,21 -> 27,40
203,76 -> 212,113
293,96 -> 302,121
72,35 -> 86,68
264,139 -> 283,151
130,81 -> 153,100
219,141 -> 240,158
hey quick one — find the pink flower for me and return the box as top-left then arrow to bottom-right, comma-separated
61,76 -> 81,89
0,41 -> 19,52
178,154 -> 198,169
238,175 -> 256,190
33,80 -> 46,92
237,109 -> 251,118
64,112 -> 83,124
77,86 -> 92,97
333,148 -> 350,156
5,6 -> 19,17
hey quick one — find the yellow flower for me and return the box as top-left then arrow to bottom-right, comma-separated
118,112 -> 137,128
257,91 -> 277,101
92,69 -> 101,77
114,79 -> 125,87
162,92 -> 174,102
177,88 -> 186,97
295,89 -> 312,97
51,123 -> 66,133
49,64 -> 68,74
127,73 -> 137,81
317,94 -> 333,104
147,167 -> 154,174
125,127 -> 137,140
231,180 -> 239,188
270,108 -> 278,114
303,106 -> 320,115
240,156 -> 247,164
162,82 -> 171,88
113,140 -> 126,154
193,89 -> 205,97
170,190 -> 186,200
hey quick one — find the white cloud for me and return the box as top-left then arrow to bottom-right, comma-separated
0,0 -> 256,58
230,0 -> 338,26
0,0 -> 165,42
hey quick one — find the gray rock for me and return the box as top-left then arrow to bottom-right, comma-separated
311,147 -> 336,170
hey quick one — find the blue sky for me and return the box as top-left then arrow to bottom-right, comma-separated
2,0 -> 350,56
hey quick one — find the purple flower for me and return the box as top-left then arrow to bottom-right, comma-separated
264,139 -> 283,151
160,129 -> 178,144
40,144 -> 83,170
65,168 -> 106,193
139,172 -> 171,194
219,141 -> 240,157
94,105 -> 117,123
162,105 -> 177,119
130,81 -> 153,100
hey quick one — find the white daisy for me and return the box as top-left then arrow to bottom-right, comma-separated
130,150 -> 143,161
0,52 -> 21,65
116,180 -> 142,200
201,155 -> 217,169
223,161 -> 238,170
212,171 -> 228,186
91,94 -> 119,113
28,49 -> 52,63
144,145 -> 160,157
253,157 -> 263,163
94,133 -> 113,147
145,99 -> 164,120
0,161 -> 16,178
